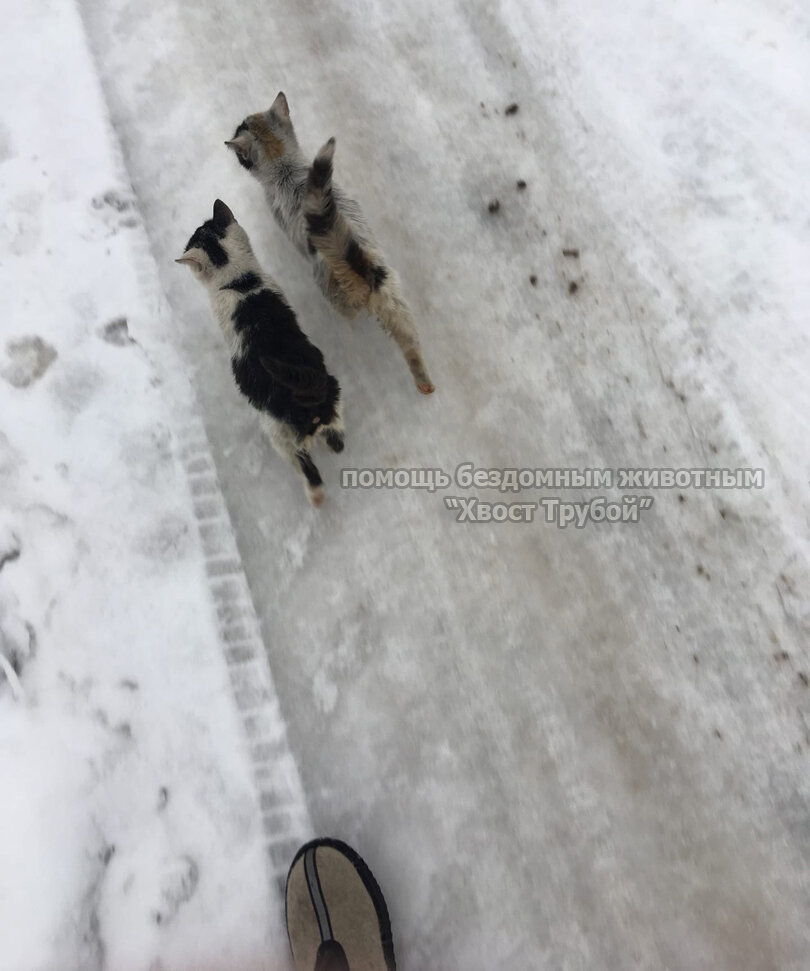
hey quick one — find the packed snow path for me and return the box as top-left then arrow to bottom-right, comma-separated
79,0 -> 810,968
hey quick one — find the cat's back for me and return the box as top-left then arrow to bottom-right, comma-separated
333,184 -> 377,251
235,287 -> 325,369
234,286 -> 297,337
267,164 -> 378,259
262,165 -> 310,255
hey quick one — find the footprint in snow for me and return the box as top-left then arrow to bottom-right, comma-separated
1,335 -> 57,388
100,316 -> 136,347
91,189 -> 138,232
154,855 -> 199,926
0,542 -> 36,695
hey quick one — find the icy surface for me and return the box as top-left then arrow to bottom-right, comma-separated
3,0 -> 810,968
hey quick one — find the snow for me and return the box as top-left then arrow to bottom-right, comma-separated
0,2 -> 306,968
3,0 -> 810,969
503,0 -> 810,525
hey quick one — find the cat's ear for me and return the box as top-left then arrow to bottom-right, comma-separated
270,91 -> 290,120
224,133 -> 251,154
212,199 -> 235,227
175,251 -> 204,272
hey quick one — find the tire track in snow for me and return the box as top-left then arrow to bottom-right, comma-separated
178,420 -> 312,886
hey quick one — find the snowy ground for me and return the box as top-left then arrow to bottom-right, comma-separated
3,0 -> 810,969
0,2 -> 308,969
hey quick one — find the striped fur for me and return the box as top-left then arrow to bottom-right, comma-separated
305,138 -> 387,310
226,94 -> 435,394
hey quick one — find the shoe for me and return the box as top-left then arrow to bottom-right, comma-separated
285,838 -> 396,971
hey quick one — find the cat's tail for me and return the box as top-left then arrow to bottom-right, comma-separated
305,138 -> 387,305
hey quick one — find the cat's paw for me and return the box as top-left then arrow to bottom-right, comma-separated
324,429 -> 345,453
410,363 -> 435,395
306,485 -> 325,508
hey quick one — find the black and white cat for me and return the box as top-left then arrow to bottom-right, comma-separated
225,93 -> 435,396
176,200 -> 344,507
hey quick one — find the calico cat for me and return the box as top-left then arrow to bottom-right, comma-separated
225,92 -> 435,396
176,199 -> 344,507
